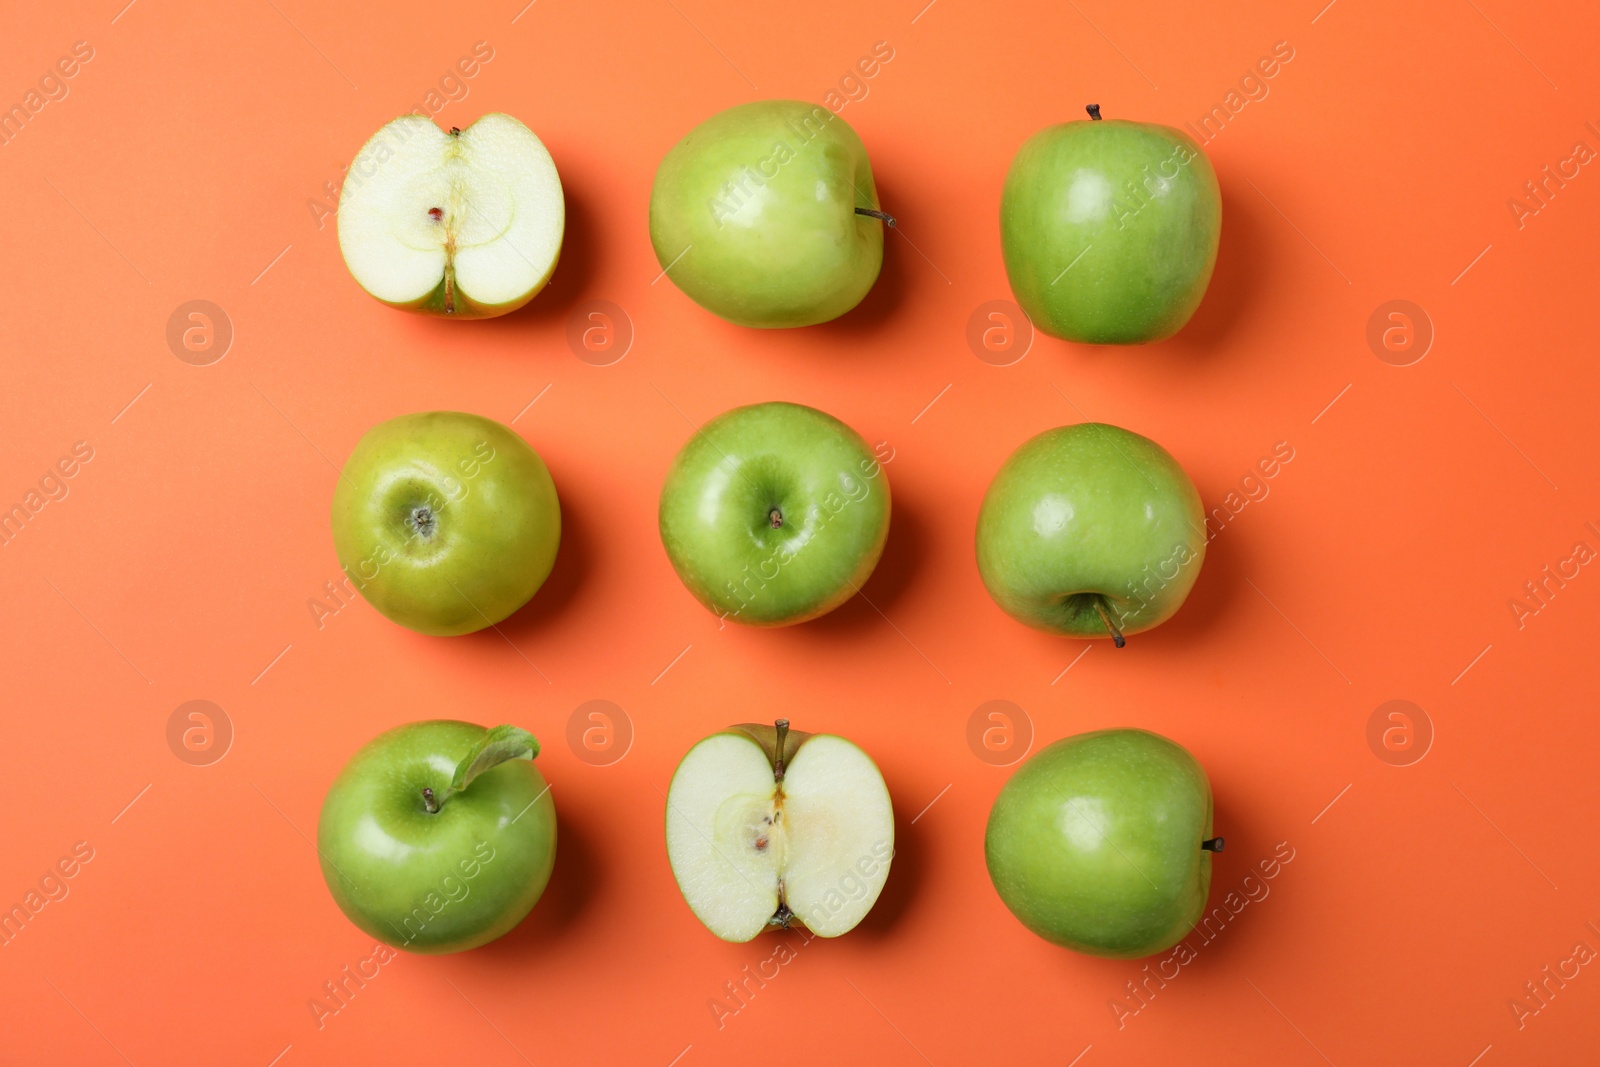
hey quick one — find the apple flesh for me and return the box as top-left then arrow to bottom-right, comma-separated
649,100 -> 890,328
331,411 -> 561,636
985,728 -> 1219,958
317,721 -> 557,954
976,422 -> 1204,642
338,112 -> 564,317
665,720 -> 894,941
1001,105 -> 1220,344
659,401 -> 890,626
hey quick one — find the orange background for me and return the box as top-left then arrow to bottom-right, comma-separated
3,0 -> 1598,1063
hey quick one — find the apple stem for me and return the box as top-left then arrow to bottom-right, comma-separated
769,507 -> 784,529
421,787 -> 440,814
1202,837 -> 1225,852
1092,596 -> 1126,648
1086,103 -> 1102,120
855,207 -> 897,228
773,719 -> 790,783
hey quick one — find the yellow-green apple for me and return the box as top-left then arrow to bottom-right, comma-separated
649,100 -> 893,327
331,411 -> 560,636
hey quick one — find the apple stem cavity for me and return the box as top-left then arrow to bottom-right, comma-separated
1092,596 -> 1126,648
421,787 -> 440,814
1086,103 -> 1102,120
854,207 -> 897,228
449,127 -> 461,137
768,507 -> 784,529
773,719 -> 790,783
1202,837 -> 1225,852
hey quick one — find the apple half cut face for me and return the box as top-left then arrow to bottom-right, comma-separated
338,113 -> 564,318
665,721 -> 894,941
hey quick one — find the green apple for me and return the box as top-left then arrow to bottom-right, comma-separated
648,100 -> 893,328
1001,104 -> 1220,344
985,728 -> 1220,958
665,719 -> 894,941
338,112 -> 563,317
975,422 -> 1204,644
659,401 -> 890,626
317,721 -> 557,954
331,411 -> 560,636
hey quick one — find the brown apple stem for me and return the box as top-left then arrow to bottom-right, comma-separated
421,787 -> 440,814
773,719 -> 790,783
1092,596 -> 1126,648
1086,103 -> 1102,120
769,507 -> 784,529
1202,837 -> 1225,852
855,207 -> 897,228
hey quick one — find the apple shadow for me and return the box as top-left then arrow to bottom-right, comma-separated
1135,525 -> 1242,647
473,800 -> 600,959
783,492 -> 926,642
506,180 -> 602,327
482,486 -> 591,642
805,177 -> 915,340
1159,181 -> 1259,355
850,770 -> 928,939
1165,789 -> 1273,970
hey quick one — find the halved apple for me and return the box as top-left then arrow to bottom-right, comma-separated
337,112 -> 564,318
665,720 -> 894,941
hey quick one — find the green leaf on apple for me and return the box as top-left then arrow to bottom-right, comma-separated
436,724 -> 540,808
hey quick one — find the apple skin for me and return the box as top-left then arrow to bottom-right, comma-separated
331,412 -> 560,636
399,254 -> 561,319
317,721 -> 556,954
659,402 -> 890,625
649,100 -> 886,328
985,728 -> 1214,958
975,423 -> 1204,639
1001,115 -> 1220,344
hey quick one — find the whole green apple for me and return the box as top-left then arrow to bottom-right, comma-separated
317,721 -> 557,954
985,728 -> 1220,958
975,422 -> 1204,643
659,401 -> 890,625
649,100 -> 893,328
1001,104 -> 1220,344
331,411 -> 560,636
